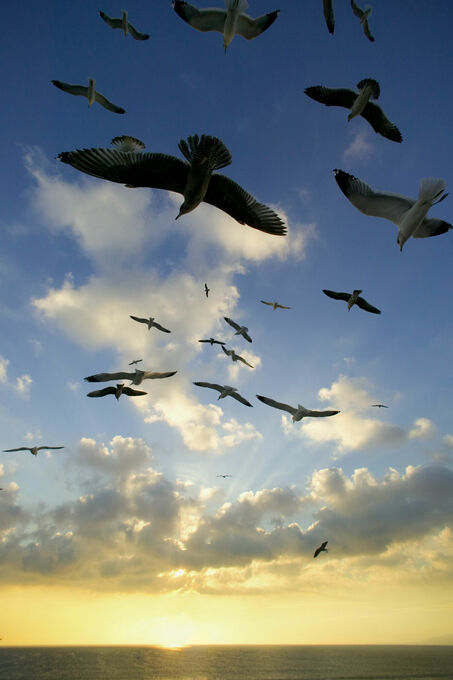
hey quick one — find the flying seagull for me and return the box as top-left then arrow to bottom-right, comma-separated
322,289 -> 381,314
3,446 -> 64,456
222,346 -> 254,368
199,338 -> 226,346
194,382 -> 252,406
58,134 -> 286,236
130,316 -> 171,333
87,384 -> 147,399
217,474 -> 232,478
99,10 -> 150,40
84,369 -> 177,386
260,300 -> 291,310
350,0 -> 374,41
305,79 -> 402,143
334,169 -> 451,251
257,395 -> 339,421
111,135 -> 145,153
371,404 -> 388,408
205,283 -> 210,298
314,541 -> 328,558
129,359 -> 143,366
224,317 -> 252,342
51,79 -> 125,114
172,0 -> 280,52
323,0 -> 334,34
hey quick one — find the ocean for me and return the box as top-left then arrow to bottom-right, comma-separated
0,645 -> 452,680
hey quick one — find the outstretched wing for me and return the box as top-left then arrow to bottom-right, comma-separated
87,386 -> 117,398
94,91 -> 126,114
304,409 -> 340,417
3,447 -> 31,452
323,289 -> 350,303
172,1 -> 226,32
229,391 -> 253,407
413,218 -> 452,239
52,80 -> 88,98
127,22 -> 150,40
143,371 -> 177,380
361,102 -> 402,143
85,372 -> 133,382
237,355 -> 254,368
236,10 -> 280,40
130,315 -> 149,325
350,0 -> 363,18
193,382 -> 223,393
304,86 -> 356,109
323,0 -> 335,34
152,322 -> 171,333
224,317 -> 241,332
99,11 -> 122,29
122,387 -> 148,396
356,296 -> 381,314
256,395 -> 297,416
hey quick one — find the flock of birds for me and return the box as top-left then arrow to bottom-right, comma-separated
3,1 -> 451,567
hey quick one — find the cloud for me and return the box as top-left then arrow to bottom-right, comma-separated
409,417 -> 437,440
343,130 -> 374,160
0,354 -> 33,398
77,436 -> 152,476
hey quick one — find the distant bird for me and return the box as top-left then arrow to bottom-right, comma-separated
323,0 -> 334,34
350,0 -> 374,41
58,134 -> 286,235
224,317 -> 252,342
257,396 -> 339,421
51,78 -> 125,114
322,289 -> 381,314
99,10 -> 150,40
194,382 -> 252,406
129,358 -> 143,366
87,384 -> 147,399
222,346 -> 254,368
260,300 -> 291,310
199,338 -> 226,346
205,283 -> 210,297
84,369 -> 177,385
334,169 -> 451,251
3,446 -> 64,456
111,135 -> 145,153
217,474 -> 232,478
172,0 -> 280,52
371,404 -> 388,408
305,79 -> 402,143
314,541 -> 328,558
130,316 -> 171,333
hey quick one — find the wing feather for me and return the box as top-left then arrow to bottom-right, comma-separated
256,395 -> 297,415
361,102 -> 402,142
305,86 -> 357,109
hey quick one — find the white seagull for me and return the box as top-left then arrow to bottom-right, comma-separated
3,446 -> 64,457
194,382 -> 252,406
99,10 -> 150,40
224,317 -> 252,342
222,345 -> 254,367
350,0 -> 374,41
58,134 -> 286,235
257,395 -> 339,421
130,316 -> 171,333
84,369 -> 177,386
323,0 -> 334,34
260,300 -> 291,310
334,169 -> 451,251
51,79 -> 125,114
305,79 -> 402,143
323,289 -> 381,314
314,541 -> 328,558
172,0 -> 280,51
87,384 -> 147,400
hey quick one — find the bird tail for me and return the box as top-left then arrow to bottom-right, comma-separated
111,135 -> 145,153
356,78 -> 380,100
418,178 -> 446,204
178,134 -> 232,171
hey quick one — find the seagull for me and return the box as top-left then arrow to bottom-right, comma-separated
172,0 -> 280,52
205,283 -> 210,298
257,395 -> 339,421
199,338 -> 226,346
222,346 -> 254,368
260,300 -> 291,310
323,0 -> 334,34
217,474 -> 232,478
99,10 -> 150,40
87,384 -> 147,399
322,289 -> 381,314
194,382 -> 252,406
371,404 -> 388,408
129,359 -> 143,366
3,446 -> 64,457
111,135 -> 145,152
305,79 -> 402,143
84,369 -> 177,386
334,169 -> 451,251
58,134 -> 286,236
130,316 -> 171,332
314,541 -> 328,558
224,317 -> 252,342
350,0 -> 374,41
51,79 -> 125,114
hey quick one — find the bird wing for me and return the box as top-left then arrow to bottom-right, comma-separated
224,317 -> 241,332
363,19 -> 374,41
3,447 -> 30,452
260,300 -> 273,306
222,346 -> 232,357
58,148 -> 189,193
334,169 -> 413,225
205,174 -> 286,235
256,395 -> 297,415
130,315 -> 149,324
172,1 -> 226,32
304,86 -> 357,109
121,387 -> 148,396
242,331 -> 252,343
304,409 -> 340,417
235,10 -> 280,40
152,322 -> 171,333
52,80 -> 89,98
412,218 -> 452,239
91,91 -> 125,114
99,11 -> 122,28
350,0 -> 363,18
356,296 -> 381,314
361,102 -> 402,142
193,382 -> 224,393
85,372 -> 133,382
127,22 -> 150,40
276,304 -> 291,309
371,404 -> 388,408
229,391 -> 253,407
143,371 -> 177,380
37,446 -> 64,450
323,0 -> 335,34
322,289 -> 350,303
237,355 -> 254,368
87,386 -> 117,397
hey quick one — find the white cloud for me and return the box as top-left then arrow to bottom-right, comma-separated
0,354 -> 33,398
409,418 -> 437,440
343,129 -> 374,160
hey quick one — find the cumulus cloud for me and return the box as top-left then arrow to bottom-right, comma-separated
0,354 -> 33,397
343,129 -> 374,160
409,417 -> 437,440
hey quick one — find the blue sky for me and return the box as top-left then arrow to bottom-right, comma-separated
1,0 -> 453,645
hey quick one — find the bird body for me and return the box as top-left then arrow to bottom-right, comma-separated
99,10 -> 150,40
222,345 -> 254,367
314,541 -> 328,558
84,369 -> 177,386
130,315 -> 171,333
257,395 -> 339,421
323,289 -> 381,314
52,79 -> 125,114
224,317 -> 252,342
194,382 -> 252,406
87,383 -> 147,399
3,446 -> 64,456
334,170 -> 450,251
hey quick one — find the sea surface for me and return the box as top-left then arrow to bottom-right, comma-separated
0,645 -> 452,680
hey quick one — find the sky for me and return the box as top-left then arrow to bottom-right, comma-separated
1,0 -> 453,646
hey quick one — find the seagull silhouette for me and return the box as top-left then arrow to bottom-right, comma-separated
87,384 -> 147,400
224,317 -> 252,342
130,316 -> 171,333
222,346 -> 254,367
260,300 -> 291,310
199,338 -> 226,346
205,283 -> 210,297
52,78 -> 125,113
257,396 -> 339,421
350,0 -> 374,41
323,289 -> 381,314
99,10 -> 150,40
194,382 -> 252,406
314,541 -> 328,558
3,446 -> 64,456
